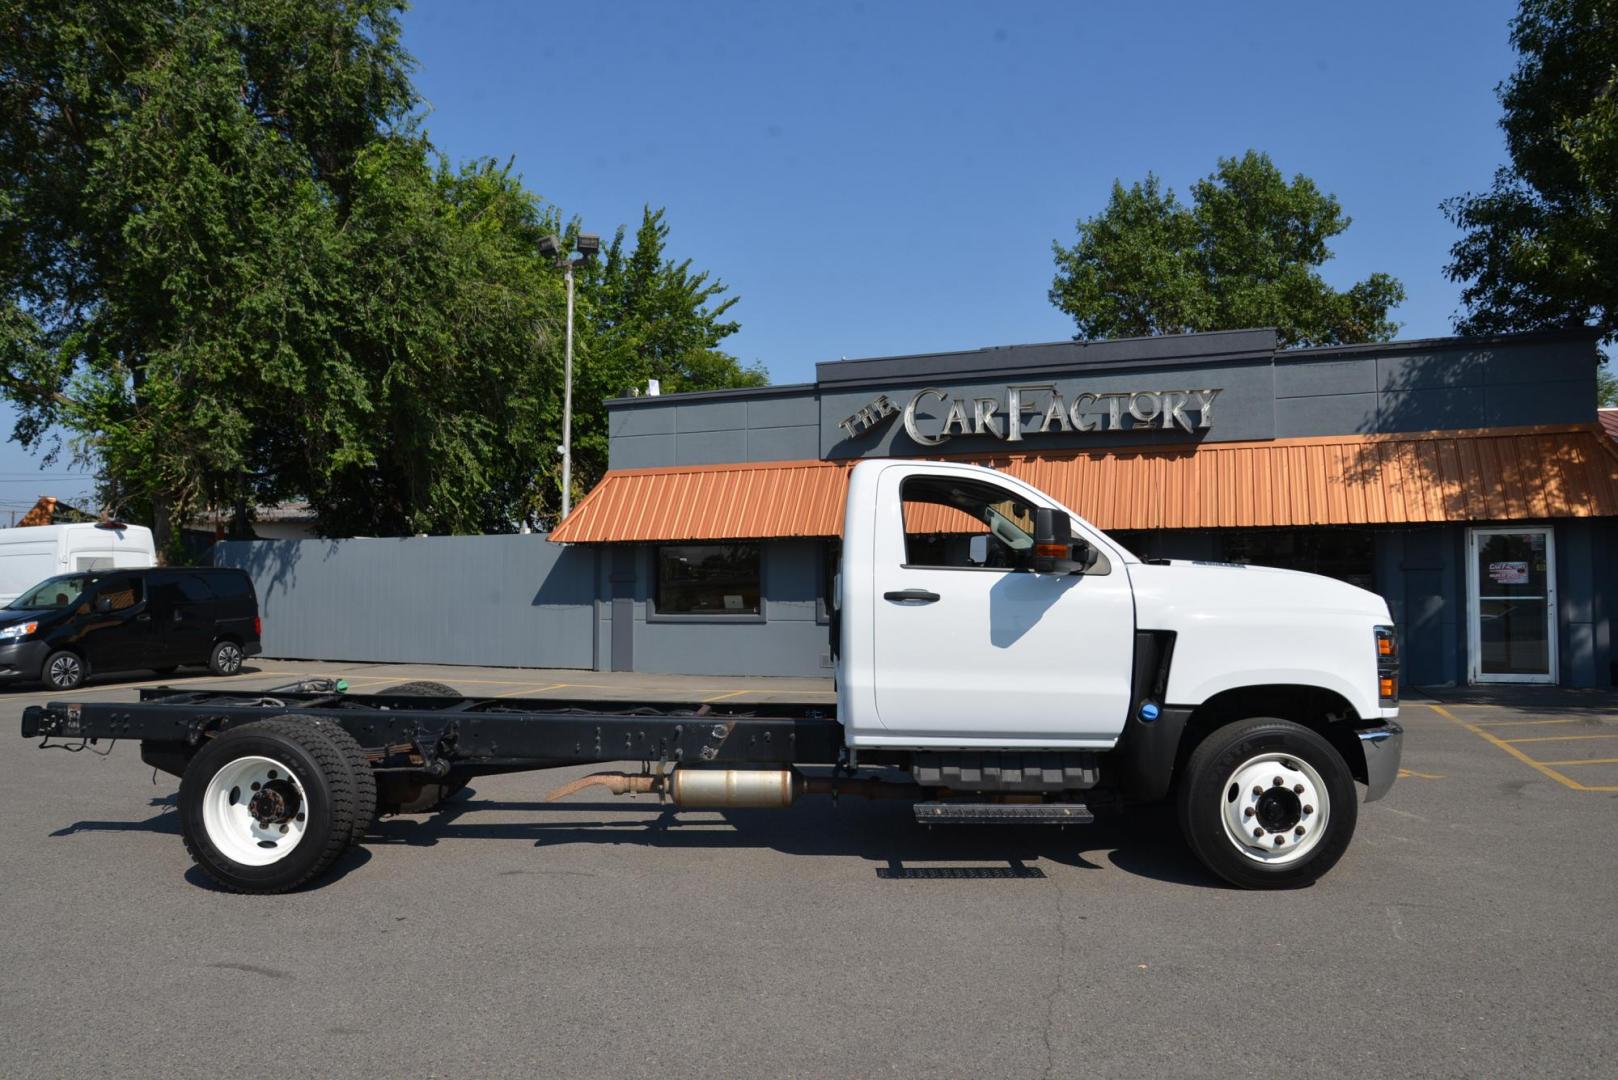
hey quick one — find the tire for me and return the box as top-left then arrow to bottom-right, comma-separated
42,650 -> 86,691
209,640 -> 245,676
380,680 -> 460,698
1177,717 -> 1358,890
299,716 -> 378,845
178,718 -> 357,893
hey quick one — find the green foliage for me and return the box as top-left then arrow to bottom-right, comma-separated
0,1 -> 763,540
1051,151 -> 1406,348
1599,362 -> 1617,407
1443,0 -> 1615,376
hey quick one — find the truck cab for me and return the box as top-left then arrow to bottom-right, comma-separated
837,458 -> 1402,887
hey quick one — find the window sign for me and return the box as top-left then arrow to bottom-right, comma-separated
1488,561 -> 1529,585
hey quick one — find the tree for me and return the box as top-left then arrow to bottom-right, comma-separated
0,0 -> 415,551
1,2 -> 765,542
552,206 -> 764,517
1051,151 -> 1406,348
1443,0 -> 1616,400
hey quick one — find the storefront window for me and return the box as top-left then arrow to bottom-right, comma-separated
1218,529 -> 1375,591
655,544 -> 762,616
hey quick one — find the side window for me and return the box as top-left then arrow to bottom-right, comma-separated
206,572 -> 251,599
177,574 -> 213,603
93,576 -> 144,611
900,476 -> 1038,570
655,544 -> 762,616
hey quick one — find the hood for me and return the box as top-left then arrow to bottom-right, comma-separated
1128,559 -> 1391,623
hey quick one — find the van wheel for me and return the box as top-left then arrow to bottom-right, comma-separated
42,650 -> 86,691
1177,717 -> 1357,890
209,640 -> 245,676
178,718 -> 357,893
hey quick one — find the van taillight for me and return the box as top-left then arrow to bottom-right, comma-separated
253,616 -> 262,637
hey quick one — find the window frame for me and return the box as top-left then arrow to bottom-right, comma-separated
897,476 -> 1035,574
647,542 -> 767,624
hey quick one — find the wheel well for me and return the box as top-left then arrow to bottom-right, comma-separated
1174,685 -> 1368,789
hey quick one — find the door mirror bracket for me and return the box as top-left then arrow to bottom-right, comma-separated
1031,508 -> 1098,575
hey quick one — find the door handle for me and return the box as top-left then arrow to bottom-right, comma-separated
884,588 -> 940,604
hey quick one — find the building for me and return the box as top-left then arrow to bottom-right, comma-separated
546,327 -> 1618,688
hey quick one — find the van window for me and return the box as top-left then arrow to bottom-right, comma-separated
10,575 -> 90,610
177,574 -> 213,603
92,576 -> 144,611
202,571 -> 251,599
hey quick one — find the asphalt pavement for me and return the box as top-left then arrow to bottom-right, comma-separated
2,660 -> 1615,1079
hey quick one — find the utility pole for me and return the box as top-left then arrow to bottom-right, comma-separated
538,232 -> 599,522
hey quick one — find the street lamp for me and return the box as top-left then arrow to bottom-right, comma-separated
540,232 -> 599,519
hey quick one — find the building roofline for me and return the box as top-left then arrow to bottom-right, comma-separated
1286,325 -> 1602,360
602,325 -> 1604,409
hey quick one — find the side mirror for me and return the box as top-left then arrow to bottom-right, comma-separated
1031,508 -> 1096,575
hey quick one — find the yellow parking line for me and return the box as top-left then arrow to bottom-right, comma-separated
1501,733 -> 1618,744
1429,703 -> 1618,793
1537,757 -> 1618,767
702,689 -> 752,703
1471,717 -> 1586,728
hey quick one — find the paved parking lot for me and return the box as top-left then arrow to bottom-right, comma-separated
3,661 -> 1616,1078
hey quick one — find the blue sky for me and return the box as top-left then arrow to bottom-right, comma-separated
1,0 -> 1533,510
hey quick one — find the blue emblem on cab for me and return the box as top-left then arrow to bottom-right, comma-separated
1139,702 -> 1160,722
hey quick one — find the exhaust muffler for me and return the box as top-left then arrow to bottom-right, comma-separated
545,767 -> 912,807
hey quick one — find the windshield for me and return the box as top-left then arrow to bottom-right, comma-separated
8,575 -> 91,610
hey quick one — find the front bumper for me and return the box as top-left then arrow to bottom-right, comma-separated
0,640 -> 49,681
1358,721 -> 1403,802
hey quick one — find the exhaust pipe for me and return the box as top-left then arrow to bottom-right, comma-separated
545,768 -> 914,807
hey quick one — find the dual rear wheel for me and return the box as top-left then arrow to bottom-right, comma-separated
179,717 -> 376,893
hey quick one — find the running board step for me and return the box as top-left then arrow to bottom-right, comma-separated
913,802 -> 1094,825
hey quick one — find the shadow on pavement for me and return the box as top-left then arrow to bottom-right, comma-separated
371,791 -> 1225,890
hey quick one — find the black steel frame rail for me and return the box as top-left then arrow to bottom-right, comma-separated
21,689 -> 843,768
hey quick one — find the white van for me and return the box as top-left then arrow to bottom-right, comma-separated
0,523 -> 157,605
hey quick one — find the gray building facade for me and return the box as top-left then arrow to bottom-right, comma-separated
556,327 -> 1618,688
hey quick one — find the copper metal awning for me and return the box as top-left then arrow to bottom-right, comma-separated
548,424 -> 1618,543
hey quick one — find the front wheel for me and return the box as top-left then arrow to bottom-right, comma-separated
178,718 -> 358,893
42,650 -> 86,691
1177,717 -> 1358,890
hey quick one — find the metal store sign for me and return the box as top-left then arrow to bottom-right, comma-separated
838,384 -> 1221,446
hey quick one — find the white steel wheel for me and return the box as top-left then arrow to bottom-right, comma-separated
1218,753 -> 1330,866
178,718 -> 357,893
201,755 -> 309,866
1178,716 -> 1358,890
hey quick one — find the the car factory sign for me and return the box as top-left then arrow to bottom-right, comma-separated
837,384 -> 1221,446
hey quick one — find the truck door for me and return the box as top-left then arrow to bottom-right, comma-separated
871,466 -> 1136,746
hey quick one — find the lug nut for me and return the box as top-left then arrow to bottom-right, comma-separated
1303,804 -> 1314,814
1293,784 -> 1304,794
1272,777 -> 1283,787
1243,807 -> 1255,818
1253,786 -> 1264,797
1253,827 -> 1264,838
1274,835 -> 1286,845
250,782 -> 261,791
1294,826 -> 1305,837
278,824 -> 288,834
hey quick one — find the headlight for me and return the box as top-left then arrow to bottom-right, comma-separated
0,621 -> 39,641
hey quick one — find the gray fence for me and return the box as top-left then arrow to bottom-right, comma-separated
214,535 -> 597,669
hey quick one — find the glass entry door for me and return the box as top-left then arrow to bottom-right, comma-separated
1467,528 -> 1557,684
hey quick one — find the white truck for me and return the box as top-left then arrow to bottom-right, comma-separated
0,521 -> 156,604
21,459 -> 1402,893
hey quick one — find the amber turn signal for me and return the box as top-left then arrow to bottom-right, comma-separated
1379,676 -> 1397,700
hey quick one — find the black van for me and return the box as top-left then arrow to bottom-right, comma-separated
0,567 -> 262,691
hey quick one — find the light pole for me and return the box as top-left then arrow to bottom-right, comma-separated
539,232 -> 599,520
